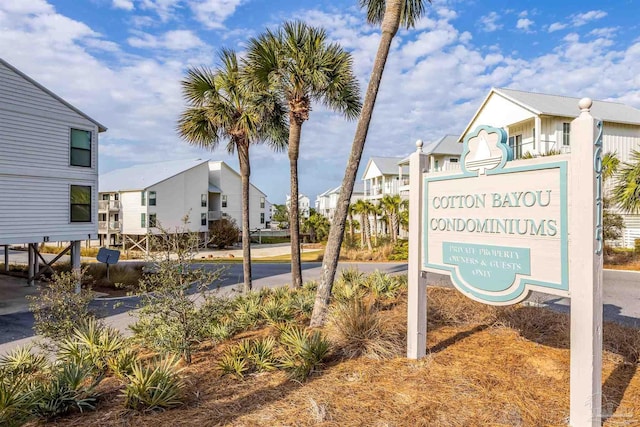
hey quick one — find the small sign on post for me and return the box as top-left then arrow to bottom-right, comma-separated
407,98 -> 603,426
96,247 -> 121,281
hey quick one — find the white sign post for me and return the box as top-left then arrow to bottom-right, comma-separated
407,98 -> 603,425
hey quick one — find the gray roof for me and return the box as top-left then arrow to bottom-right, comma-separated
0,58 -> 107,132
495,87 -> 640,125
100,159 -> 208,192
317,182 -> 364,199
368,156 -> 404,175
424,135 -> 462,155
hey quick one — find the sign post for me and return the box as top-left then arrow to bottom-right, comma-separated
407,98 -> 603,426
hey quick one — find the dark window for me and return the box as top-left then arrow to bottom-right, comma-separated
260,213 -> 265,224
149,213 -> 157,227
450,158 -> 458,163
141,213 -> 146,228
149,191 -> 156,206
222,195 -> 227,208
201,194 -> 207,207
563,123 -> 571,146
141,191 -> 146,206
201,213 -> 207,226
70,185 -> 91,222
102,194 -> 110,200
509,135 -> 523,159
70,129 -> 91,167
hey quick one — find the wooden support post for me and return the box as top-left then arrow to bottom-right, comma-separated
569,98 -> 603,426
71,240 -> 82,293
3,245 -> 8,272
34,245 -> 40,277
27,244 -> 34,286
407,140 -> 428,359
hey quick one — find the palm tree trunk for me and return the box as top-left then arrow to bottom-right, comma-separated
391,212 -> 398,243
372,211 -> 378,247
289,120 -> 303,288
310,0 -> 402,327
238,140 -> 252,293
364,213 -> 372,251
360,213 -> 366,248
349,211 -> 355,245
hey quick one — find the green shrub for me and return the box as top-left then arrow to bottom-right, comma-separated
0,377 -> 33,427
30,361 -> 97,420
208,218 -> 240,249
364,270 -> 404,301
233,293 -> 263,329
0,345 -> 48,377
218,352 -> 249,379
27,270 -> 96,344
262,298 -> 294,325
122,356 -> 185,411
279,326 -> 330,381
388,239 -> 408,261
250,337 -> 277,372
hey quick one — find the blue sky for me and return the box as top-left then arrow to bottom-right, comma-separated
1,0 -> 639,203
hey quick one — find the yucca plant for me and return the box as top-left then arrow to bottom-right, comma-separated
261,298 -> 294,325
206,319 -> 239,343
217,352 -> 249,379
106,348 -> 139,380
122,356 -> 185,411
250,337 -> 277,372
290,290 -> 315,319
30,360 -> 97,420
233,295 -> 264,329
364,270 -> 403,301
0,345 -> 48,377
279,326 -> 330,381
0,377 -> 33,427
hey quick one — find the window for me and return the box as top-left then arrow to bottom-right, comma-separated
149,213 -> 157,227
532,127 -> 536,150
201,213 -> 207,226
260,213 -> 265,224
260,197 -> 265,209
141,213 -> 146,228
450,158 -> 458,163
434,160 -> 439,171
114,193 -> 119,201
70,129 -> 91,167
70,185 -> 91,222
141,191 -> 146,206
149,191 -> 156,206
99,213 -> 106,221
563,123 -> 571,146
222,195 -> 227,208
201,194 -> 207,207
102,194 -> 110,200
509,135 -> 523,159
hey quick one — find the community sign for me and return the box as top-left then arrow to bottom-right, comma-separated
422,125 -> 569,305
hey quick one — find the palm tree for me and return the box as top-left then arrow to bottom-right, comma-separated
613,150 -> 640,213
352,200 -> 373,250
346,203 -> 359,246
245,21 -> 361,288
302,209 -> 331,243
312,0 -> 429,327
178,49 -> 287,294
371,201 -> 383,246
381,194 -> 402,243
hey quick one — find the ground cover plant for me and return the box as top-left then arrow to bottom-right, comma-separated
6,269 -> 639,426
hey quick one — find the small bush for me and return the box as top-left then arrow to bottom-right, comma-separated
279,326 -> 330,381
0,345 -> 48,377
218,353 -> 249,379
30,360 -> 97,420
388,239 -> 408,261
329,299 -> 402,360
209,218 -> 240,249
122,356 -> 185,412
364,270 -> 404,301
0,377 -> 33,427
27,270 -> 96,344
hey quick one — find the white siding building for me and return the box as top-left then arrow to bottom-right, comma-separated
286,194 -> 311,219
99,159 -> 269,249
0,58 -> 106,282
461,87 -> 640,246
362,157 -> 408,201
315,183 -> 365,221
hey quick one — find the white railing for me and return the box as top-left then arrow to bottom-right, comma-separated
98,200 -> 121,211
98,220 -> 121,232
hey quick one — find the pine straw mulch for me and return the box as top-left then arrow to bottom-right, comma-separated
43,287 -> 640,427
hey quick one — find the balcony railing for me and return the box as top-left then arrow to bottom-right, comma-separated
98,220 -> 121,232
98,200 -> 121,211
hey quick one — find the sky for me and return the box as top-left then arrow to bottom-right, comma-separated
1,0 -> 640,204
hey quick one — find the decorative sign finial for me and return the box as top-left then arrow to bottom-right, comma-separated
578,97 -> 593,112
415,139 -> 423,152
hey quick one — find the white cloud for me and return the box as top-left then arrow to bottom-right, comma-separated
589,27 -> 618,38
516,18 -> 534,32
548,22 -> 567,32
112,0 -> 134,11
479,11 -> 502,32
572,10 -> 607,27
188,0 -> 244,29
128,29 -> 204,50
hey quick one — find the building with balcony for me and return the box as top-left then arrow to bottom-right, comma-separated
315,183 -> 365,221
98,159 -> 269,250
362,157 -> 408,201
286,194 -> 311,219
0,58 -> 106,283
460,87 -> 640,246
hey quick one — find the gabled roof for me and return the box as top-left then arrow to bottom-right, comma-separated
461,87 -> 640,140
362,156 -> 404,180
100,159 -> 208,192
0,58 -> 107,132
424,135 -> 462,155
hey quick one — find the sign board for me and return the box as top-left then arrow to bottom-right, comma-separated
422,125 -> 569,305
97,247 -> 120,265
